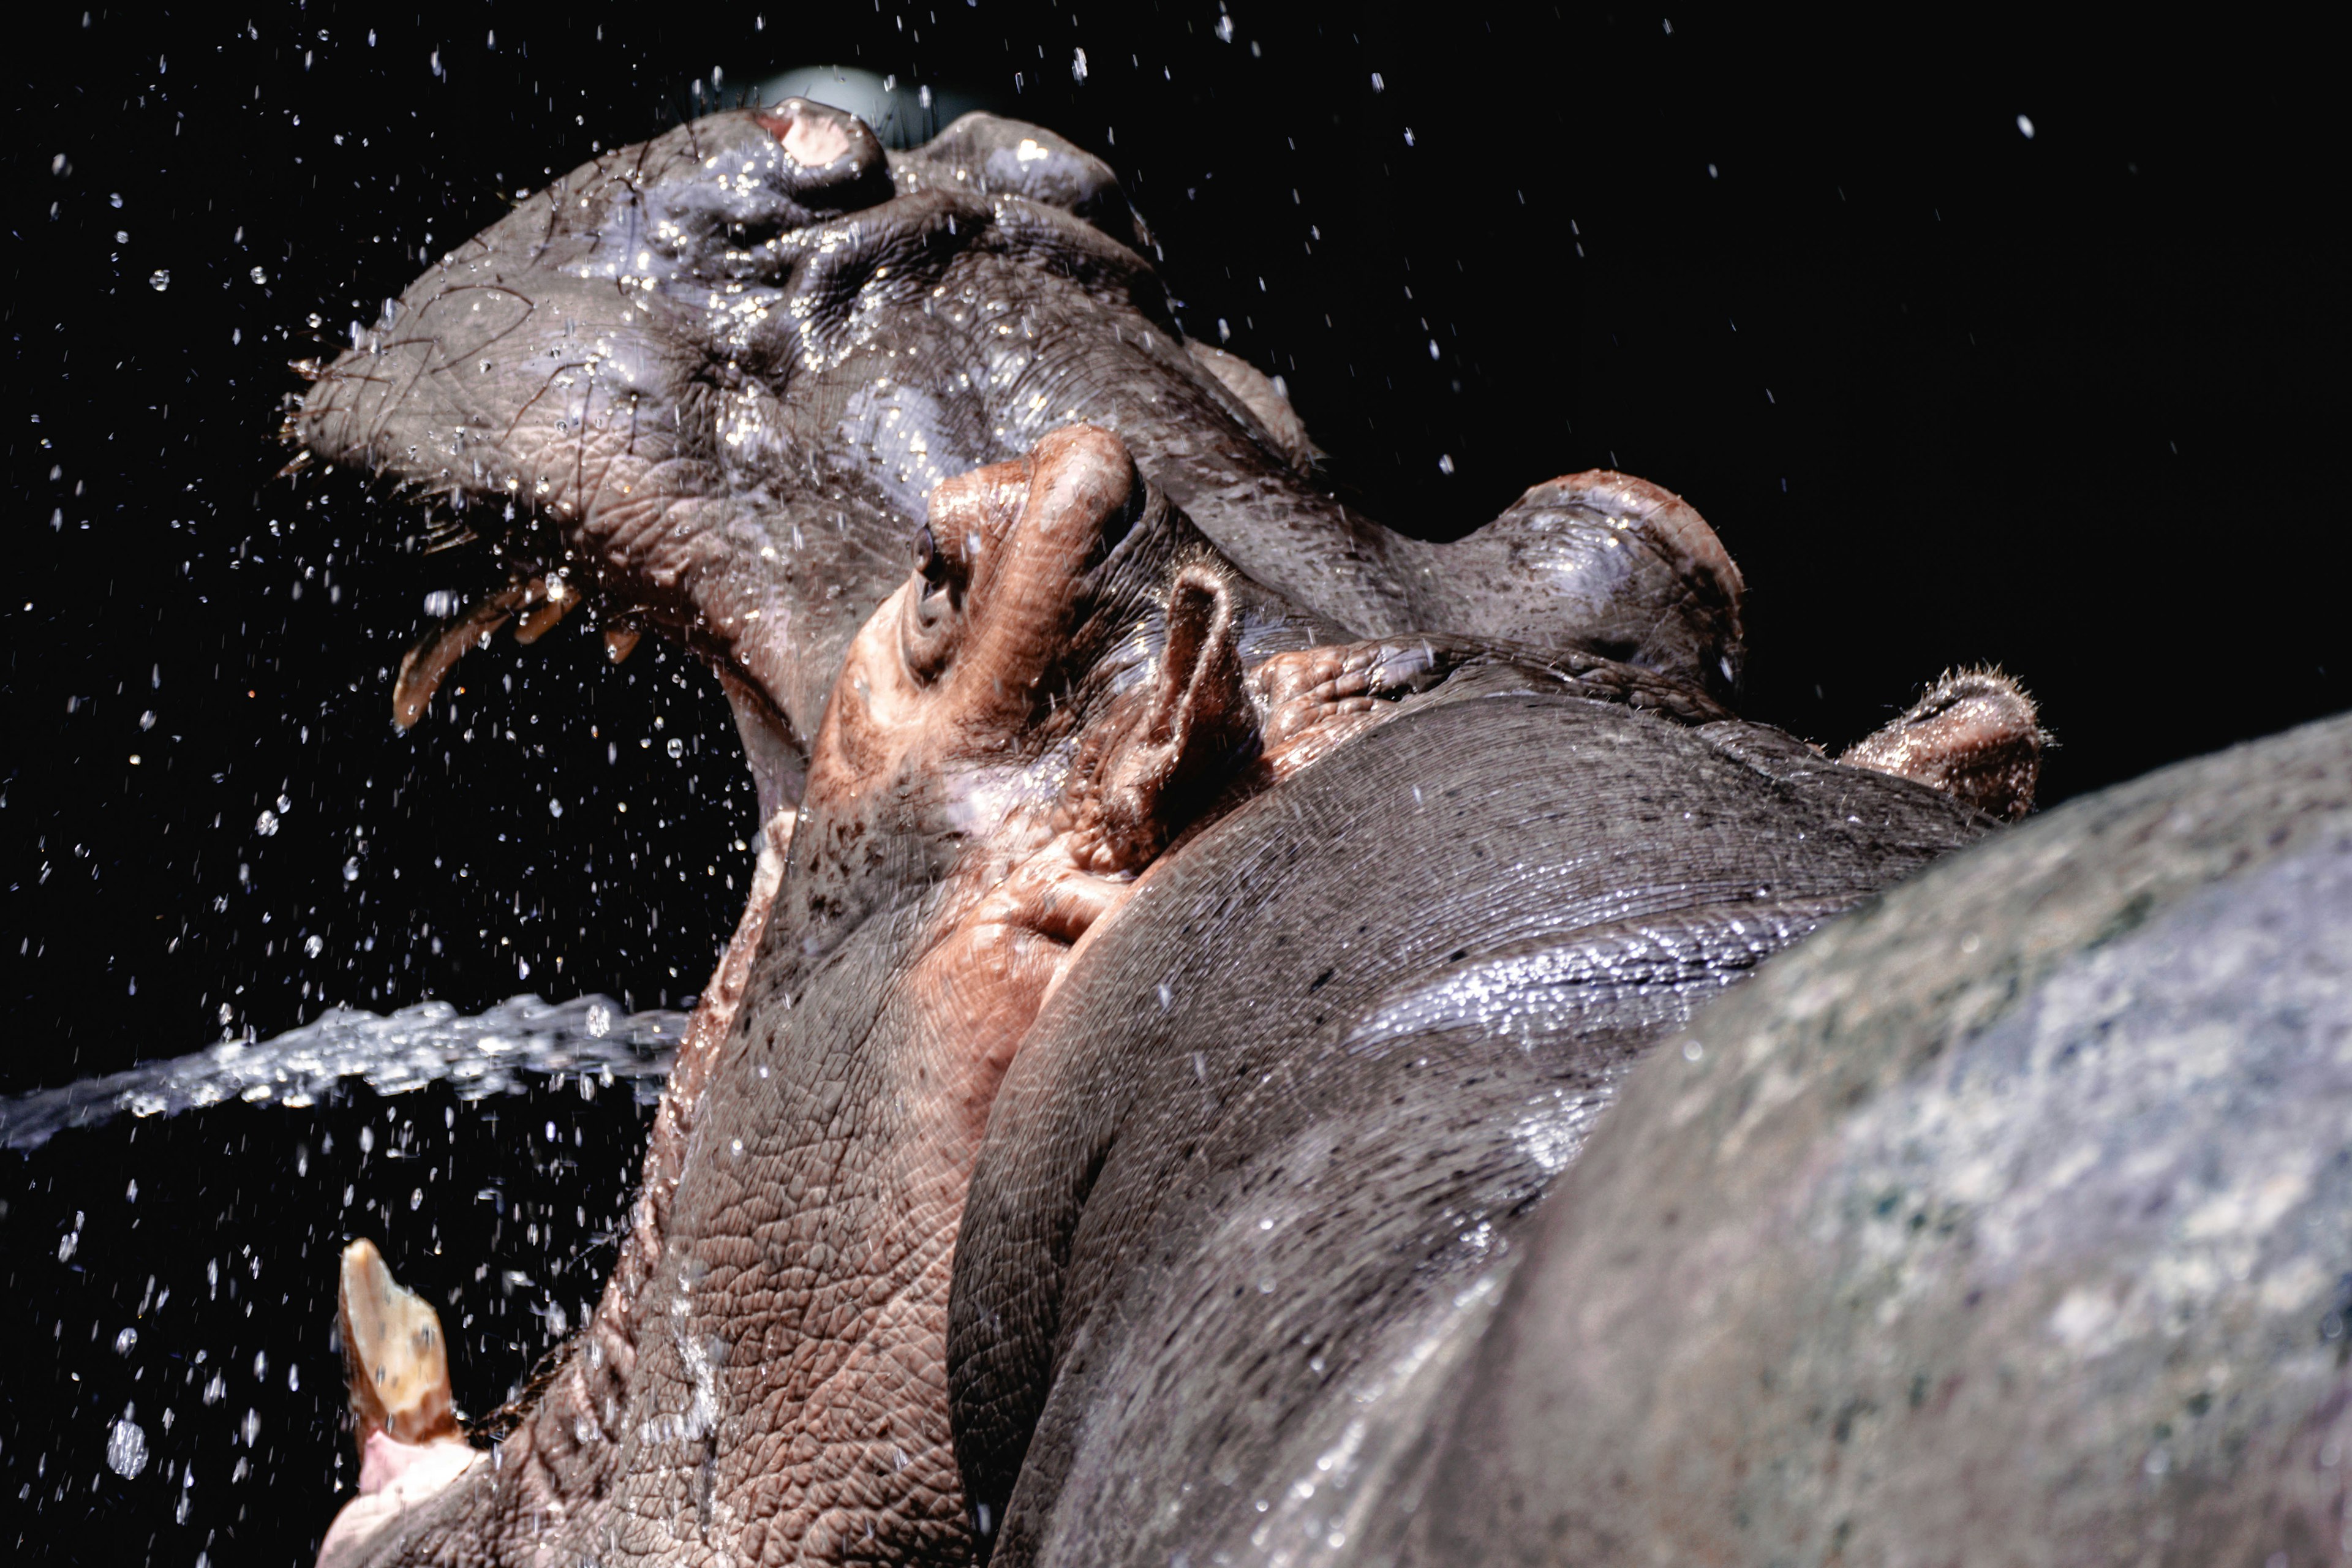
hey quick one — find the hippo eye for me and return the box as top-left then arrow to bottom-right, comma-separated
902,524 -> 967,682
914,522 -> 968,606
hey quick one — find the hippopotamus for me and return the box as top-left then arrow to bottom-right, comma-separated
290,104 -> 2057,1566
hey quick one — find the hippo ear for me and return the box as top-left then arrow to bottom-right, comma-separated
1087,564 -> 1254,870
1840,668 -> 2045,821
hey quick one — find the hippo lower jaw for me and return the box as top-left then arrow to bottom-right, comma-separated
314,427 -> 1281,1566
316,1435 -> 479,1568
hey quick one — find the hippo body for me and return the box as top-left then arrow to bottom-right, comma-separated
950,684 -> 1988,1563
1395,710 -> 2352,1565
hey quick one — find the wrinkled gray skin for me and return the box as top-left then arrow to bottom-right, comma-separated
949,683 -> 1990,1564
293,100 -> 1743,822
298,103 -> 2034,1568
1373,711 -> 2352,1567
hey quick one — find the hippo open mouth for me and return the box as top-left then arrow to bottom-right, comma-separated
291,100 -> 1773,836
294,100 -> 2043,1568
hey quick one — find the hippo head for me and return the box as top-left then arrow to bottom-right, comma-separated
286,100 -> 1276,826
293,97 -> 1779,842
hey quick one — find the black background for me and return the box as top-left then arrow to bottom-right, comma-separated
2,6 -> 2343,1563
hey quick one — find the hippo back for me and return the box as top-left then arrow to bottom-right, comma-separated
1403,709 -> 2352,1566
948,679 -> 1990,1564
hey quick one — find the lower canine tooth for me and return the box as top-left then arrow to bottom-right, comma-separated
337,1239 -> 459,1449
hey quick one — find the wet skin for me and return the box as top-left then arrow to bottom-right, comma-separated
1405,713 -> 2352,1567
297,104 -> 2045,1568
292,100 -> 1748,826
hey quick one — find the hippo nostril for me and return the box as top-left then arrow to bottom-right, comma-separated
747,99 -> 894,215
777,115 -> 851,170
1096,481 -> 1146,557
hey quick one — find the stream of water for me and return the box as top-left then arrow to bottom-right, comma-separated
0,994 -> 687,1153
2,997 -> 688,1564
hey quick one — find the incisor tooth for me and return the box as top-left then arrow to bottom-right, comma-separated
513,575 -> 579,646
337,1238 -> 459,1450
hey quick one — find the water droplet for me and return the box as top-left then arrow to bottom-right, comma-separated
255,809 -> 279,837
304,934 -> 323,957
147,270 -> 170,292
105,1416 -> 148,1478
666,737 -> 684,759
249,266 -> 268,285
115,1325 -> 138,1354
2017,113 -> 2036,140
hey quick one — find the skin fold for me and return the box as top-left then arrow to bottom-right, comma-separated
296,102 -> 2047,1568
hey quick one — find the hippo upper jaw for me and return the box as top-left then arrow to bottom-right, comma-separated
289,104 -> 1294,820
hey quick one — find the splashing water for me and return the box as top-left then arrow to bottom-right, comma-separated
0,993 -> 687,1152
